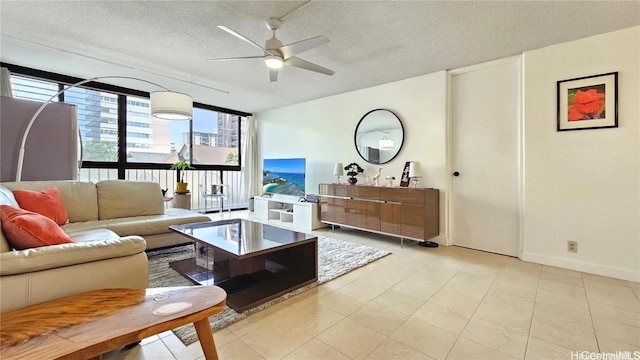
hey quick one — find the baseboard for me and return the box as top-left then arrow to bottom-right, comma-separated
520,251 -> 640,282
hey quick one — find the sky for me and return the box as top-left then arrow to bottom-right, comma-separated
263,158 -> 306,174
170,108 -> 218,143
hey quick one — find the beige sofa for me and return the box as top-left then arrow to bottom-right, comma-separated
0,180 -> 210,312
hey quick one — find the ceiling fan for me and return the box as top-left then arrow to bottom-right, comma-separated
208,18 -> 334,82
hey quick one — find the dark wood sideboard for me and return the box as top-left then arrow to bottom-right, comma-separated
318,184 -> 439,244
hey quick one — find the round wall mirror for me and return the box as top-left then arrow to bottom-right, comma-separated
354,109 -> 404,164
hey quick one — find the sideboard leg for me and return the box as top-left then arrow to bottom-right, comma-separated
400,238 -> 404,248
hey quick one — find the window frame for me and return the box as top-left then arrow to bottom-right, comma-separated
2,62 -> 250,176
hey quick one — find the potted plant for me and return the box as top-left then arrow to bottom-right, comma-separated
170,160 -> 192,193
344,162 -> 364,185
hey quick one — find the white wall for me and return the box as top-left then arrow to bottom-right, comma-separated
257,71 -> 448,242
522,26 -> 640,281
257,26 -> 639,281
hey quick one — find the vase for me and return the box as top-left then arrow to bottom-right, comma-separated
347,178 -> 358,185
176,182 -> 189,193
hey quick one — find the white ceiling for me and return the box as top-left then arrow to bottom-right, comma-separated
1,1 -> 638,114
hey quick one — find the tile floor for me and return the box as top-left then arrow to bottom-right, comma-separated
104,210 -> 640,360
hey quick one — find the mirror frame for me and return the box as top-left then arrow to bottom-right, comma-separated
353,109 -> 405,165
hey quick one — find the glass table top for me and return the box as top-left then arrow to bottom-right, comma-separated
169,219 -> 315,257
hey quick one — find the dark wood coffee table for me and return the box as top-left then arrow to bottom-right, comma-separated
169,219 -> 318,312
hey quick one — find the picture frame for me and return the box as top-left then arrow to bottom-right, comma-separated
557,72 -> 618,131
399,161 -> 410,187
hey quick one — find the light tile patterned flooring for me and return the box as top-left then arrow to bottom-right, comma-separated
104,211 -> 640,360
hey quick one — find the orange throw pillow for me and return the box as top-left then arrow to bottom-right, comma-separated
12,187 -> 69,225
0,205 -> 73,250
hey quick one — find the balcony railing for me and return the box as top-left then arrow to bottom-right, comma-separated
78,168 -> 247,212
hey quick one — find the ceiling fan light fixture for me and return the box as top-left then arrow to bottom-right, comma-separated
265,55 -> 284,69
379,137 -> 395,150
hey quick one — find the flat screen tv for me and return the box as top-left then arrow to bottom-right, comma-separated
262,158 -> 305,196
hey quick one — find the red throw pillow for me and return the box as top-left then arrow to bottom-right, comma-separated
12,187 -> 69,225
0,205 -> 73,250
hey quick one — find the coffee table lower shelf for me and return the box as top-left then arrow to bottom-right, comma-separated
170,242 -> 317,312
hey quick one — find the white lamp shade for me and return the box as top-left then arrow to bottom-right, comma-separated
379,138 -> 394,150
408,161 -> 419,177
333,162 -> 344,176
150,91 -> 193,120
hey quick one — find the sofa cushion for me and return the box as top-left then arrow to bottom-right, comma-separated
97,180 -> 164,220
0,205 -> 73,250
1,181 -> 99,222
0,228 -> 9,253
146,208 -> 211,234
104,208 -> 210,237
12,187 -> 69,225
0,186 -> 17,252
65,228 -> 121,244
62,220 -> 109,234
0,235 -> 147,276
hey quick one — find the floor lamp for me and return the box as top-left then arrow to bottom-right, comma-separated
15,76 -> 193,181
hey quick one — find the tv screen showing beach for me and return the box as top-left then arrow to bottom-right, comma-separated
263,158 -> 306,196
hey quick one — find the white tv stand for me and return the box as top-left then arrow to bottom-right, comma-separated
254,196 -> 324,231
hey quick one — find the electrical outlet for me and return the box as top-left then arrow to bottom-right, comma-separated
567,241 -> 578,253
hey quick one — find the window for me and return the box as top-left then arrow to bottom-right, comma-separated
187,108 -> 242,166
64,87 -> 119,162
126,95 -> 173,163
9,75 -> 58,102
123,97 -> 244,167
6,64 -> 248,170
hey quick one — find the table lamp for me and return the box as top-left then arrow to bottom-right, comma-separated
408,161 -> 421,188
333,162 -> 344,183
15,76 -> 193,181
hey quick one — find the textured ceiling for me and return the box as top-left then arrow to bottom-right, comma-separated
1,1 -> 638,113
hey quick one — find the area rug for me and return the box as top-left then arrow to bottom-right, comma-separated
147,236 -> 390,346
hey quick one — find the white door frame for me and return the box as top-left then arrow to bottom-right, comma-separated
445,55 -> 524,256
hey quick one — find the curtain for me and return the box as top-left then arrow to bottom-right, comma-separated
241,115 -> 260,201
1,67 -> 13,97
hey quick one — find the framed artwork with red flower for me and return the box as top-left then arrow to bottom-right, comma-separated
557,72 -> 618,131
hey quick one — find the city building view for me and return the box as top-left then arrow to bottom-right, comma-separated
9,75 -> 244,167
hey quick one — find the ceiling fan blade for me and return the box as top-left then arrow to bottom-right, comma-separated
285,57 -> 335,76
269,68 -> 278,82
206,56 -> 264,62
279,36 -> 329,59
217,25 -> 276,56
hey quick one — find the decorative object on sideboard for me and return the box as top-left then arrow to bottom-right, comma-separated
15,76 -> 193,182
385,176 -> 396,187
372,168 -> 382,186
171,160 -> 192,194
333,162 -> 344,184
557,71 -> 618,131
344,162 -> 364,185
408,161 -> 421,188
400,161 -> 410,187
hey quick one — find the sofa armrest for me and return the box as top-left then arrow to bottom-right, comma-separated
0,236 -> 147,276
